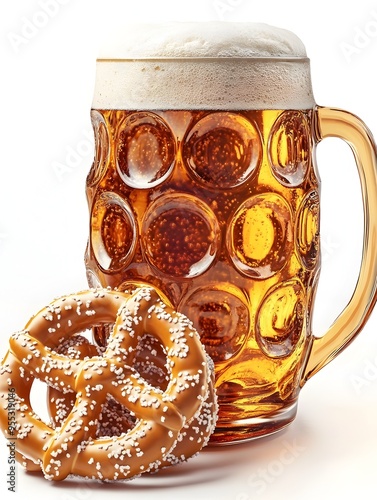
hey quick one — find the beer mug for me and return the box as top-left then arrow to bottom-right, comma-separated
84,23 -> 377,444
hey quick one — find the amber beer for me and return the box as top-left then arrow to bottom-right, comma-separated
86,23 -> 377,444
86,104 -> 319,442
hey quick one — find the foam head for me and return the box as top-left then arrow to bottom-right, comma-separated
92,22 -> 315,110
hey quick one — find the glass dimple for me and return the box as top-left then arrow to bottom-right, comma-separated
268,111 -> 310,187
180,284 -> 249,362
296,190 -> 320,270
91,192 -> 137,272
142,193 -> 220,279
256,279 -> 306,358
183,112 -> 261,189
116,112 -> 175,189
87,110 -> 110,187
227,193 -> 293,279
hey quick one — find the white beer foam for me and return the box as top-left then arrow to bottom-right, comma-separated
98,22 -> 307,59
93,22 -> 315,110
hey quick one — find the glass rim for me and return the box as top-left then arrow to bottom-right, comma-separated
96,56 -> 310,63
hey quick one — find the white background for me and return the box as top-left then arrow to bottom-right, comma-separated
1,0 -> 377,499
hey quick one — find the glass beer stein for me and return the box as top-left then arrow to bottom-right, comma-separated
84,23 -> 377,444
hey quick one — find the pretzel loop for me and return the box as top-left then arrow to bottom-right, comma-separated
0,287 -> 216,481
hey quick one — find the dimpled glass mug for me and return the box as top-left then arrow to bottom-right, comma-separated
84,23 -> 377,444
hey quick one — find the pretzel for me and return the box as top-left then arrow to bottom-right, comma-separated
0,287 -> 217,481
47,333 -> 216,469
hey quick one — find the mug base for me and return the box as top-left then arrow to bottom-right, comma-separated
209,400 -> 298,445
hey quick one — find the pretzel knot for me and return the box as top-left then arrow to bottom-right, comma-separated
0,287 -> 217,481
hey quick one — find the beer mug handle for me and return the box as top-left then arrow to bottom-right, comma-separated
301,106 -> 377,384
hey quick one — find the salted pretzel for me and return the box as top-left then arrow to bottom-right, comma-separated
47,332 -> 216,470
0,287 -> 217,481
